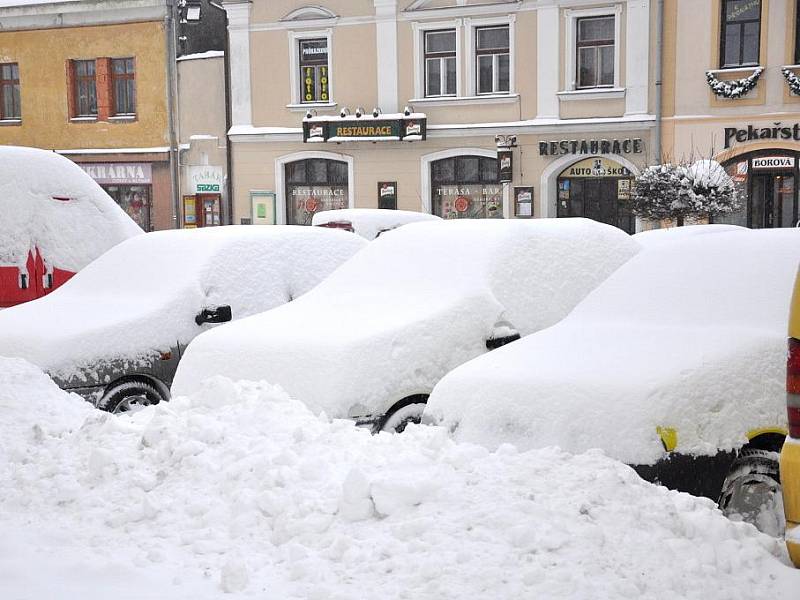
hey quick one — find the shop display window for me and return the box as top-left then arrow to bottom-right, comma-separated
285,158 -> 348,225
431,155 -> 502,219
104,185 -> 150,231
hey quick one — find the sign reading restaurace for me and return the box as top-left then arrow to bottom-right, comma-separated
539,138 -> 644,156
303,114 -> 427,143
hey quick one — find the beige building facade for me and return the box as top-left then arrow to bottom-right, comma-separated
663,0 -> 800,228
222,0 -> 658,233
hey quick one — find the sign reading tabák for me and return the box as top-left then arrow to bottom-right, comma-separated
303,113 -> 427,143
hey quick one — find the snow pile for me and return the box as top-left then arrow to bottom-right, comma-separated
426,229 -> 800,464
0,226 -> 365,378
172,218 -> 640,420
1,360 -> 798,598
312,208 -> 441,241
0,146 -> 142,271
686,159 -> 734,189
633,224 -> 745,248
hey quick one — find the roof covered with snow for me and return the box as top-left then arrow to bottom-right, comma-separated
312,208 -> 441,240
0,225 -> 366,376
425,228 -> 800,465
0,146 -> 143,271
172,218 -> 640,418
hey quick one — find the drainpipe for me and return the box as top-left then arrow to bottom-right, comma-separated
166,0 -> 182,229
654,0 -> 664,165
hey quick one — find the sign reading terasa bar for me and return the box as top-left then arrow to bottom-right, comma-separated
303,114 -> 427,143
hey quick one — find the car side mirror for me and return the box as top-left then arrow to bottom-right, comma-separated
195,305 -> 232,325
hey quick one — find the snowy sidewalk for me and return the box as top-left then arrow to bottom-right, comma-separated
1,357 -> 798,599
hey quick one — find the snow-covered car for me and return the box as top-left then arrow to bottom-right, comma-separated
0,145 -> 142,307
171,218 -> 641,431
784,267 -> 800,567
0,226 -> 366,412
312,208 -> 441,240
425,228 -> 800,533
632,223 -> 745,249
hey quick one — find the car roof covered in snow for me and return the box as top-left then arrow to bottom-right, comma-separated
633,224 -> 746,249
0,225 -> 366,376
312,208 -> 442,240
172,218 -> 641,418
425,228 -> 800,465
0,145 -> 143,271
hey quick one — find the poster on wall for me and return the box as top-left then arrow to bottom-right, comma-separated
378,182 -> 397,209
183,195 -> 197,228
250,191 -> 276,225
514,186 -> 534,218
498,150 -> 513,183
617,179 -> 631,200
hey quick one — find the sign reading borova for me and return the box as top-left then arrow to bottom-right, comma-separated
751,156 -> 796,170
303,113 -> 427,143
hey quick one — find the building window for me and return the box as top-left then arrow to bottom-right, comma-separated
720,0 -> 761,68
112,58 -> 136,115
72,59 -> 97,117
795,0 -> 800,64
475,25 -> 510,94
576,16 -> 615,89
425,29 -> 457,97
431,155 -> 501,219
285,158 -> 348,225
299,38 -> 330,103
0,63 -> 20,120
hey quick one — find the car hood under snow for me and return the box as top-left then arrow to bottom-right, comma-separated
424,228 -> 800,465
171,218 -> 641,419
0,226 -> 366,378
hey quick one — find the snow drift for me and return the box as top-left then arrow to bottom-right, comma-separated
425,228 -> 800,465
1,358 -> 798,598
0,226 -> 366,378
172,218 -> 641,421
0,145 -> 142,272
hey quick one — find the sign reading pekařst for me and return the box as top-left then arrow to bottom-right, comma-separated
724,123 -> 800,149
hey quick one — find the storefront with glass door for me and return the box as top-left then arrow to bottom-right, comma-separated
79,162 -> 153,230
720,151 -> 799,229
284,157 -> 348,225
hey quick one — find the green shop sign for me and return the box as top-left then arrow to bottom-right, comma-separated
303,114 -> 427,143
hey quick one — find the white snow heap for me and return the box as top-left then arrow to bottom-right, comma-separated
172,218 -> 641,419
0,225 -> 366,377
312,208 -> 441,240
0,145 -> 143,271
425,229 -> 800,465
633,223 -> 745,249
686,159 -> 733,189
1,359 -> 798,598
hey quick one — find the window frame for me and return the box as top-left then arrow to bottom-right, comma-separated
71,59 -> 98,118
424,28 -> 458,98
719,0 -> 762,69
794,0 -> 800,65
563,6 -> 622,92
111,57 -> 136,116
0,62 -> 20,121
469,18 -> 514,96
575,16 -> 616,89
288,29 -> 334,107
298,37 -> 330,104
412,19 -> 463,100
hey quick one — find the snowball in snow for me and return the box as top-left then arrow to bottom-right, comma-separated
171,218 -> 641,421
425,228 -> 800,465
312,208 -> 441,240
0,145 -> 142,272
0,225 -> 366,378
1,362 -> 798,598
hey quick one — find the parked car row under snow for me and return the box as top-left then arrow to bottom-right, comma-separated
0,203 -> 798,536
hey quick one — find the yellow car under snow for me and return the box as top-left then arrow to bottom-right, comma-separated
783,268 -> 800,567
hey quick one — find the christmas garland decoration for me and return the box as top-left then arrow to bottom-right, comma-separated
705,67 -> 763,99
782,67 -> 800,95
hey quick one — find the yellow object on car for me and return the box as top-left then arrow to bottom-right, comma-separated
782,267 -> 800,567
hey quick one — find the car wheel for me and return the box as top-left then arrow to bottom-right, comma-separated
718,448 -> 784,536
98,381 -> 164,414
380,403 -> 427,434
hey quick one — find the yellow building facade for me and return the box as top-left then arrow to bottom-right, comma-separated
0,1 -> 175,231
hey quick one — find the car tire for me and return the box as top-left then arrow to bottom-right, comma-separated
98,380 -> 164,414
380,403 -> 427,434
718,448 -> 784,536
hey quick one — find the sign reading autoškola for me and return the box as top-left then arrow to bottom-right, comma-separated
303,114 -> 427,143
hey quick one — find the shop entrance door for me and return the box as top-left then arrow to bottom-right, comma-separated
750,173 -> 797,228
197,194 -> 222,227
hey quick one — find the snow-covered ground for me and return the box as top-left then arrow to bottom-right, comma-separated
2,357 -> 798,599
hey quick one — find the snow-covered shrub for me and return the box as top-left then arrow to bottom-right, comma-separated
631,160 -> 741,226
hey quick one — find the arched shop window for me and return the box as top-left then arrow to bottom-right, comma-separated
556,157 -> 635,234
431,155 -> 502,219
720,151 -> 799,228
284,158 -> 348,225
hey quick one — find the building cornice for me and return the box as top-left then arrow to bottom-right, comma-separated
0,0 -> 167,30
